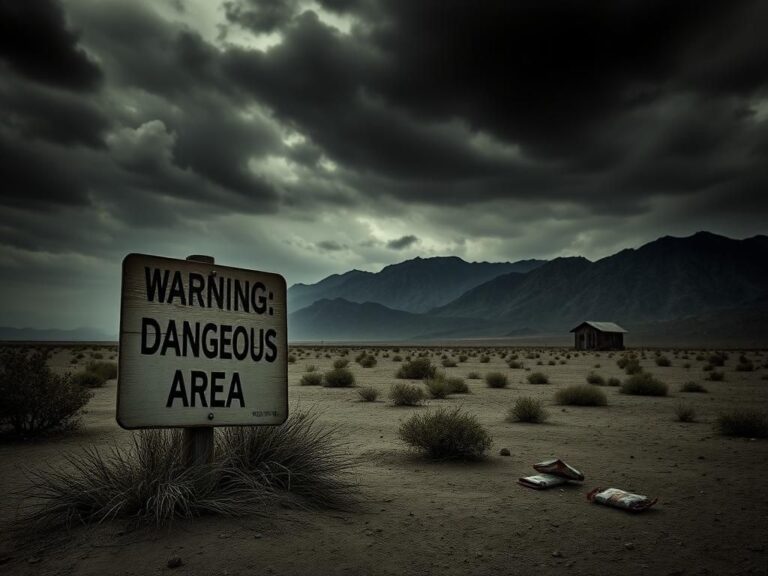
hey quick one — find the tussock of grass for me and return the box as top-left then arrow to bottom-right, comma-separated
357,387 -> 379,402
424,376 -> 452,399
554,385 -> 607,406
674,403 -> 697,423
72,371 -> 106,389
485,372 -> 509,388
586,372 -> 605,385
526,372 -> 549,385
620,372 -> 668,396
507,397 -> 548,423
706,370 -> 725,382
323,368 -> 356,388
466,372 -> 481,380
680,381 -> 707,393
300,373 -> 323,386
399,407 -> 492,460
22,410 -> 358,530
716,409 -> 768,438
396,358 -> 436,380
85,361 -> 117,381
446,377 -> 469,394
655,356 -> 671,367
333,358 -> 350,369
389,383 -> 427,406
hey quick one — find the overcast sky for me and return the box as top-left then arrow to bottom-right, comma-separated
1,0 -> 767,334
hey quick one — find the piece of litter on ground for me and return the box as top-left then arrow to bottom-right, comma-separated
533,458 -> 585,481
587,487 -> 658,512
518,474 -> 568,490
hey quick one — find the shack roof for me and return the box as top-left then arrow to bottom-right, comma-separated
569,321 -> 628,334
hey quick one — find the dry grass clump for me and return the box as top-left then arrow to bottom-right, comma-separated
680,381 -> 707,393
300,373 -> 323,386
554,385 -> 608,406
716,409 -> 768,438
526,372 -> 549,384
85,361 -> 117,381
674,403 -> 697,423
357,386 -> 379,402
396,358 -> 436,380
620,372 -> 668,396
655,355 -> 671,367
398,407 -> 492,460
72,371 -> 106,389
466,371 -> 481,380
357,354 -> 377,368
424,376 -> 452,399
446,377 -> 469,394
323,368 -> 356,388
333,358 -> 350,369
507,397 -> 548,423
606,377 -> 621,387
706,370 -> 725,382
485,372 -> 509,388
21,410 -> 358,530
389,382 -> 427,406
586,372 -> 605,385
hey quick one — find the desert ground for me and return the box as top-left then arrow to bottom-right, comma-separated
1,344 -> 767,576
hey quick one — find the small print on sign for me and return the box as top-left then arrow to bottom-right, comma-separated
117,254 -> 288,429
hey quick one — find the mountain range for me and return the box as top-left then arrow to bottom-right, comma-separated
288,232 -> 768,345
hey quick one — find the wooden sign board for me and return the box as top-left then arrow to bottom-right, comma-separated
117,253 -> 288,429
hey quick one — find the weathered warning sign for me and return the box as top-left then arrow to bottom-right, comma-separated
117,253 -> 287,429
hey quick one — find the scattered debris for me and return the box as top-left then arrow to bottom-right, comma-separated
519,458 -> 585,490
587,488 -> 658,512
519,474 -> 568,489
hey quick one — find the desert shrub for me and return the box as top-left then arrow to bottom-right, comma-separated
333,358 -> 349,369
75,353 -> 85,360
389,383 -> 427,406
593,363 -> 601,368
69,358 -> 78,365
507,360 -> 523,369
398,407 -> 492,460
300,373 -> 323,386
526,372 -> 549,385
736,357 -> 754,372
392,355 -> 403,362
716,409 -> 768,438
485,372 -> 509,388
479,356 -> 490,363
586,372 -> 605,385
624,358 -> 643,375
446,377 -> 469,394
424,376 -> 453,399
466,371 -> 481,380
441,358 -> 457,368
555,385 -> 608,406
655,356 -> 671,367
85,361 -> 117,381
607,377 -> 621,387
706,370 -> 725,382
287,355 -> 296,364
674,403 -> 697,423
458,355 -> 468,363
621,372 -> 668,396
323,368 -> 356,388
396,358 -> 436,380
0,349 -> 92,436
357,387 -> 379,402
23,410 -> 357,529
708,352 -> 727,367
507,397 -> 548,423
359,355 -> 377,368
92,352 -> 104,360
72,371 -> 106,389
305,364 -> 317,372
680,381 -> 707,393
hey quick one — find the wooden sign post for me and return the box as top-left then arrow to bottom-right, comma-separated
117,253 -> 288,467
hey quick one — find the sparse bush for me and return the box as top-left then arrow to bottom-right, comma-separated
446,377 -> 469,394
357,387 -> 379,402
441,358 -> 457,368
507,397 -> 548,423
621,372 -> 668,396
305,364 -> 317,372
507,360 -> 523,369
458,355 -> 468,363
396,358 -> 436,380
555,385 -> 608,406
23,410 -> 358,529
333,358 -> 349,369
85,361 -> 117,382
736,358 -> 754,372
287,355 -> 296,364
708,353 -> 727,367
72,371 -> 106,389
607,377 -> 621,387
586,372 -> 605,385
359,355 -> 377,368
392,355 -> 402,362
479,356 -> 490,363
526,372 -> 549,385
323,368 -> 356,388
466,371 -> 481,379
300,373 -> 323,386
716,409 -> 768,438
485,372 -> 509,388
674,403 -> 697,423
655,356 -> 671,367
399,407 -> 492,460
389,382 -> 427,406
624,358 -> 643,375
680,381 -> 707,393
424,376 -> 452,399
706,370 -> 725,382
0,349 -> 92,436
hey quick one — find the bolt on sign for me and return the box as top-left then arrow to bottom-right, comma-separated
117,254 -> 288,429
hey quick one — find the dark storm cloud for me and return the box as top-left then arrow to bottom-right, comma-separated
223,0 -> 300,34
0,0 -> 102,91
316,240 -> 346,252
386,235 -> 418,250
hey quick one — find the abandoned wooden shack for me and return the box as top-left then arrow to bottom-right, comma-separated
570,321 -> 627,350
